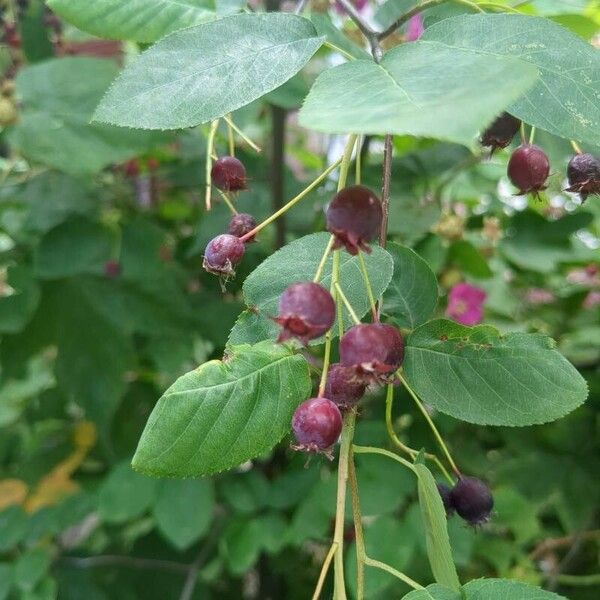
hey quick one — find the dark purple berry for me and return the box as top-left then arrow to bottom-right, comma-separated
450,476 -> 493,526
566,153 -> 600,202
292,397 -> 342,453
437,483 -> 455,517
339,323 -> 404,380
324,363 -> 367,408
211,156 -> 247,192
326,185 -> 382,255
507,144 -> 550,196
104,260 -> 121,278
480,112 -> 521,152
228,212 -> 256,241
202,233 -> 245,277
275,282 -> 335,344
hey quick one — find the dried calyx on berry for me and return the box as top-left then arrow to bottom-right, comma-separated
507,144 -> 550,196
324,363 -> 367,408
437,483 -> 455,517
340,323 -> 404,381
450,476 -> 494,526
275,282 -> 335,344
228,213 -> 256,241
211,156 -> 247,192
480,112 -> 521,152
566,153 -> 600,202
203,233 -> 245,277
326,185 -> 382,255
292,397 -> 342,456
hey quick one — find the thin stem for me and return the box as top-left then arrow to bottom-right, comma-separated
335,283 -> 361,325
379,134 -> 393,248
223,115 -> 261,153
520,121 -> 527,145
226,114 -> 235,156
240,158 -> 343,242
348,454 -> 366,600
313,235 -> 335,284
338,135 -> 358,192
217,190 -> 238,215
295,0 -> 310,15
551,573 -> 600,587
478,1 -> 522,13
355,136 -> 362,184
571,140 -> 583,154
333,410 -> 357,600
357,251 -> 377,321
324,41 -> 356,61
334,251 -> 344,339
311,543 -> 338,600
204,119 -> 219,210
317,238 -> 337,397
363,557 -> 424,590
352,445 -> 417,474
528,126 -> 536,145
399,374 -> 461,477
334,0 -> 377,45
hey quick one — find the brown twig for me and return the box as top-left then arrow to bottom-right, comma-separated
529,530 -> 600,561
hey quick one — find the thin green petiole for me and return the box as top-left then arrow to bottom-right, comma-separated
352,445 -> 417,474
223,115 -> 261,153
204,119 -> 220,210
520,122 -> 527,145
313,235 -> 335,284
317,238 -> 337,397
357,251 -> 377,321
217,190 -> 238,215
478,1 -> 522,13
311,542 -> 338,600
348,455 -> 366,600
333,251 -> 344,339
324,41 -> 355,61
528,126 -> 536,145
338,135 -> 357,192
363,557 -> 424,590
226,114 -> 235,156
355,136 -> 362,185
335,283 -> 360,325
571,140 -> 583,154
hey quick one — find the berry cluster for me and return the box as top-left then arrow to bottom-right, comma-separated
438,476 -> 494,527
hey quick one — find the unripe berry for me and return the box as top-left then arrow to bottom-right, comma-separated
437,483 -> 455,517
292,397 -> 342,453
339,323 -> 404,380
480,112 -> 520,152
211,156 -> 247,192
104,260 -> 121,279
324,363 -> 367,408
203,233 -> 245,277
566,153 -> 600,202
507,144 -> 550,196
326,185 -> 382,255
275,282 -> 335,344
0,97 -> 17,127
450,476 -> 494,526
228,213 -> 256,241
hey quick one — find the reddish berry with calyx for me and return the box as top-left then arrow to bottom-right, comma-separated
450,477 -> 494,526
507,144 -> 550,196
202,234 -> 245,277
480,112 -> 521,152
326,185 -> 382,255
104,260 -> 121,279
211,156 -> 247,192
275,282 -> 335,344
292,397 -> 342,454
324,363 -> 367,408
566,153 -> 600,202
228,213 -> 257,241
339,323 -> 404,380
437,483 -> 455,517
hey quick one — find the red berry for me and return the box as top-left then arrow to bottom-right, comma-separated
480,112 -> 520,152
202,234 -> 245,277
123,159 -> 140,178
340,323 -> 404,380
104,260 -> 121,278
566,153 -> 600,202
507,144 -> 550,195
275,282 -> 335,344
228,213 -> 256,241
292,397 -> 342,453
450,477 -> 493,526
324,363 -> 367,408
211,156 -> 247,192
437,483 -> 455,517
147,157 -> 160,171
326,185 -> 382,255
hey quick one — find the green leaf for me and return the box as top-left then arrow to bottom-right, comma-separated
299,41 -> 538,144
47,0 -> 214,43
402,585 -> 460,600
448,241 -> 492,279
462,578 -> 567,599
310,13 -> 371,60
19,1 -> 54,63
132,341 -> 311,477
382,243 -> 438,329
403,319 -> 588,426
0,564 -> 12,600
0,266 -> 40,334
228,232 -> 394,345
153,479 -> 215,550
422,14 -> 600,145
14,547 -> 52,592
9,58 -> 167,174
0,506 -> 28,552
98,461 -> 158,524
222,518 -> 262,575
94,14 -> 324,129
414,464 -> 460,591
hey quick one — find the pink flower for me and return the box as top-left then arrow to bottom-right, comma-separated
446,283 -> 486,326
583,291 -> 600,310
524,288 -> 555,305
334,0 -> 369,14
405,14 -> 424,42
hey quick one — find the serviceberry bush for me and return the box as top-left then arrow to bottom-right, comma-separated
0,1 -> 599,599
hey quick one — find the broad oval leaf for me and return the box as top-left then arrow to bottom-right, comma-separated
47,0 -> 214,43
228,233 -> 394,346
423,14 -> 600,145
462,578 -> 567,599
94,13 -> 324,129
132,341 -> 311,477
299,41 -> 538,144
382,243 -> 438,329
403,320 -> 588,426
402,585 -> 460,600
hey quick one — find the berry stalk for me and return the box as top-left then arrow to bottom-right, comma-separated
205,119 -> 220,210
222,115 -> 261,153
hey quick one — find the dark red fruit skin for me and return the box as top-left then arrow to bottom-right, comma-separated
202,234 -> 245,277
228,213 -> 257,241
104,260 -> 121,279
324,363 -> 367,408
211,156 -> 247,192
480,112 -> 521,152
450,477 -> 494,526
437,483 -> 455,517
292,397 -> 342,453
326,185 -> 382,255
507,144 -> 550,195
339,323 -> 404,380
275,282 -> 335,344
566,153 -> 600,202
